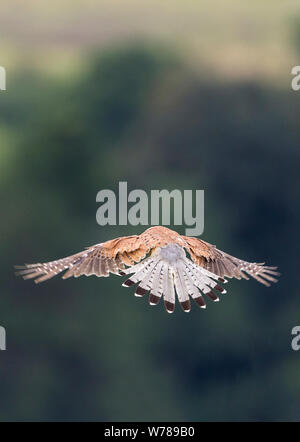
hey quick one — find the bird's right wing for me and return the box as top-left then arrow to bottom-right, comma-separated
183,236 -> 279,287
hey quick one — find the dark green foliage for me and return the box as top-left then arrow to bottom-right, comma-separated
0,44 -> 298,421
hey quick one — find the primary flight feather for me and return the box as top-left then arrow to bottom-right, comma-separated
15,226 -> 279,313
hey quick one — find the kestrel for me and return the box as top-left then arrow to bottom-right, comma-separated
15,226 -> 279,313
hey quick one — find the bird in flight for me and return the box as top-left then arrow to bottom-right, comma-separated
15,226 -> 279,313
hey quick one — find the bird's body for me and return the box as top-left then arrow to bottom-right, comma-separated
15,226 -> 279,313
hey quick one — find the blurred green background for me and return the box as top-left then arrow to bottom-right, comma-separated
1,0 -> 300,421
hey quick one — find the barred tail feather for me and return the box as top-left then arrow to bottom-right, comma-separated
149,261 -> 164,305
122,258 -> 156,286
164,267 -> 176,313
174,263 -> 191,312
184,259 -> 226,300
181,266 -> 206,309
122,245 -> 227,313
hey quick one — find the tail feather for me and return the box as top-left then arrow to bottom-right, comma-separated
149,261 -> 164,305
186,259 -> 226,288
181,267 -> 206,309
123,258 -> 156,285
184,259 -> 226,300
131,259 -> 162,296
123,257 -> 153,276
164,267 -> 175,313
122,248 -> 228,312
174,263 -> 191,312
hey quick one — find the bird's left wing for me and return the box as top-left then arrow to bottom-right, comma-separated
15,235 -> 149,284
183,236 -> 279,287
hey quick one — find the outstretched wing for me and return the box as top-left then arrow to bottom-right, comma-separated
183,236 -> 279,287
15,235 -> 149,284
14,226 -> 180,284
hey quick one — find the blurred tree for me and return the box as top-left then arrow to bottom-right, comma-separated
0,43 -> 299,421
